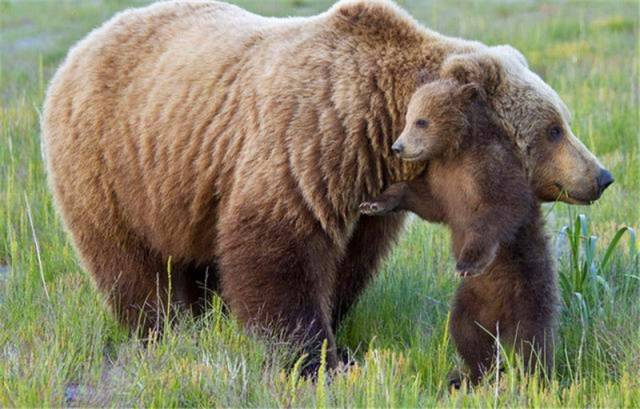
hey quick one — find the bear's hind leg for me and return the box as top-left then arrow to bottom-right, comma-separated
74,227 -> 170,336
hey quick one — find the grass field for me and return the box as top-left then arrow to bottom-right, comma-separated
1,0 -> 639,406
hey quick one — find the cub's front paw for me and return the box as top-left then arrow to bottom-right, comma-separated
359,201 -> 389,216
455,242 -> 498,277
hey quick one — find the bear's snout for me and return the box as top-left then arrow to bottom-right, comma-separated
595,168 -> 614,197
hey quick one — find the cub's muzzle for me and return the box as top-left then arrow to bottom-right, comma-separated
391,142 -> 404,155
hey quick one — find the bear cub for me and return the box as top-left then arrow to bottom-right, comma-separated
360,79 -> 558,385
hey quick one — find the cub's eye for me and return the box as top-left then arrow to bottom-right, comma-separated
415,119 -> 429,129
548,125 -> 563,142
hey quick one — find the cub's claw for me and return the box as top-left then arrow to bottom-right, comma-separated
359,201 -> 384,215
455,242 -> 498,277
455,258 -> 488,277
456,263 -> 482,277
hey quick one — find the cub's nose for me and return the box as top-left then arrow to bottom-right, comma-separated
391,143 -> 404,155
596,169 -> 614,196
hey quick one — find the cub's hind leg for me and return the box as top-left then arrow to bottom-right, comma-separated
506,288 -> 557,381
510,322 -> 554,380
449,281 -> 498,386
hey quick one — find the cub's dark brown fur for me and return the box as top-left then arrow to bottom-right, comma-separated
361,80 -> 558,384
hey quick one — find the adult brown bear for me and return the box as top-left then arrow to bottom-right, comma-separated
42,0 -> 612,373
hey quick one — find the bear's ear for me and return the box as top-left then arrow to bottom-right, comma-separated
492,45 -> 528,68
440,52 -> 502,94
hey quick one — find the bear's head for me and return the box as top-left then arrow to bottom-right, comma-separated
392,78 -> 485,160
415,45 -> 612,204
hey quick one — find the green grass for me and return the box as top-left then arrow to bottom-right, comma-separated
1,0 -> 639,406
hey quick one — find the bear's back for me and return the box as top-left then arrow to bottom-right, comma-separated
41,1 -> 289,259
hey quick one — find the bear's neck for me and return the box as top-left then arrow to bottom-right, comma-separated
321,24 -> 479,202
292,5 -> 486,231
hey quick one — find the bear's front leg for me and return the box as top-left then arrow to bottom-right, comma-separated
455,233 -> 500,277
217,206 -> 339,376
455,208 -> 507,277
456,201 -> 530,277
332,213 -> 406,330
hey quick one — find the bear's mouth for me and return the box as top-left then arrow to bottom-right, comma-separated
553,182 -> 594,205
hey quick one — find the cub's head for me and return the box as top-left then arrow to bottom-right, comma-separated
392,79 -> 482,161
410,45 -> 613,204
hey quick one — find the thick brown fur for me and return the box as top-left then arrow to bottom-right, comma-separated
43,0 -> 602,373
361,80 -> 558,384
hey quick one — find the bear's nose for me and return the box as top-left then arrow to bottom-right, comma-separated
596,168 -> 614,196
391,143 -> 404,155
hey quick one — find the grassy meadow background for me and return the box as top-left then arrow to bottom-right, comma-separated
1,0 -> 639,406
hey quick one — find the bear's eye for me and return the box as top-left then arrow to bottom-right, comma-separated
415,119 -> 429,129
548,125 -> 563,142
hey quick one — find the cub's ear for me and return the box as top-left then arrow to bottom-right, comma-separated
457,83 -> 486,103
440,52 -> 502,93
415,68 -> 437,87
